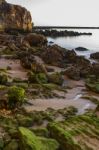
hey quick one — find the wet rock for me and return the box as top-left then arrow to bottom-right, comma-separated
75,47 -> 88,51
48,72 -> 63,85
31,63 -> 47,74
24,33 -> 47,46
91,63 -> 99,77
64,65 -> 80,80
74,56 -> 90,67
85,76 -> 99,93
19,52 -> 35,69
86,82 -> 99,93
41,45 -> 90,69
49,41 -> 54,44
90,52 -> 99,60
41,45 -> 66,67
65,50 -> 77,63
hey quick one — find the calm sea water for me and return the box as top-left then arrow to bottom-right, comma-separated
47,29 -> 99,57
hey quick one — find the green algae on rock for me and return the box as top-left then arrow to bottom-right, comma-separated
85,77 -> 99,93
48,115 -> 99,150
18,127 -> 59,150
4,140 -> 19,150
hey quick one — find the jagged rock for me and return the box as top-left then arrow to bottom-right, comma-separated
65,50 -> 77,63
90,52 -> 99,60
91,63 -> 99,77
41,44 -> 91,71
41,45 -> 66,67
20,52 -> 48,75
64,65 -> 81,80
0,0 -> 32,32
24,33 -> 47,46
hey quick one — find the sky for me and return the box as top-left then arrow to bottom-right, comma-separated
7,0 -> 99,27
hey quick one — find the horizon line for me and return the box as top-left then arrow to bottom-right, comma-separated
34,26 -> 99,29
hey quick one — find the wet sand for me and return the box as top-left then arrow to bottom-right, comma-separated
0,58 -> 97,114
24,80 -> 97,114
0,58 -> 28,80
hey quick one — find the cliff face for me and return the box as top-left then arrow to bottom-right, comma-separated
0,0 -> 33,32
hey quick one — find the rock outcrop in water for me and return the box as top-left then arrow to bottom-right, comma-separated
33,29 -> 92,37
0,0 -> 33,32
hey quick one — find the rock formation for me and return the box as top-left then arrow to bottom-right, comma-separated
0,0 -> 33,32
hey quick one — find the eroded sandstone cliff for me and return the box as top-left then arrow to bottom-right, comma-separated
0,0 -> 33,32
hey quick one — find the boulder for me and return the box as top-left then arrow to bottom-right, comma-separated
74,56 -> 90,68
20,52 -> 48,74
91,63 -> 99,77
65,50 -> 77,63
0,0 -> 32,32
41,44 -> 91,71
19,52 -> 35,69
64,66 -> 80,80
48,72 -> 63,85
18,127 -> 59,150
41,45 -> 66,67
90,52 -> 99,60
75,47 -> 88,51
24,33 -> 47,46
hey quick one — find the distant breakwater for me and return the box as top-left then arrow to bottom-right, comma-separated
33,29 -> 92,37
33,26 -> 99,29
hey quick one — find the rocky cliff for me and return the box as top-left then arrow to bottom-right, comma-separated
0,0 -> 33,32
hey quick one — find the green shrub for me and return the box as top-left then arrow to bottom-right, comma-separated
8,86 -> 25,108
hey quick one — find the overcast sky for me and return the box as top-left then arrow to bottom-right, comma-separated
7,0 -> 99,27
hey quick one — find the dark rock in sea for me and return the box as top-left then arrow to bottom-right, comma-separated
90,52 -> 99,60
63,55 -> 91,80
24,33 -> 47,46
33,29 -> 92,37
41,44 -> 91,70
0,0 -> 33,32
49,41 -> 54,44
75,47 -> 88,51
